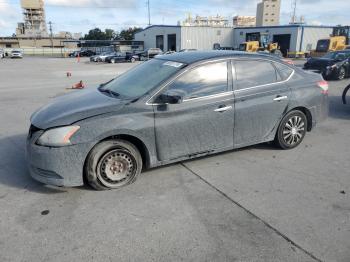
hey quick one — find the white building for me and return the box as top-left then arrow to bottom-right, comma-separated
256,0 -> 281,26
134,25 -> 234,51
135,24 -> 334,57
181,14 -> 230,27
234,25 -> 333,56
233,16 -> 256,27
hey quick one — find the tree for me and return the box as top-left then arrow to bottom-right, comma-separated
82,27 -> 143,41
105,29 -> 117,40
116,27 -> 143,40
83,28 -> 117,40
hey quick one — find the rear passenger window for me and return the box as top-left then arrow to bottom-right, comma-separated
235,60 -> 277,89
274,62 -> 294,81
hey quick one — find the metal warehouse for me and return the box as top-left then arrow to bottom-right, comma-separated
234,25 -> 333,56
135,24 -> 334,57
134,25 -> 234,51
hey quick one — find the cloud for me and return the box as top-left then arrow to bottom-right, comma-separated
46,0 -> 138,8
0,0 -> 349,36
0,0 -> 21,36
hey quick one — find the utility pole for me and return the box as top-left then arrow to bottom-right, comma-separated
147,0 -> 151,26
291,0 -> 297,24
48,21 -> 53,49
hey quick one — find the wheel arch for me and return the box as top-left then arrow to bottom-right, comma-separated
288,106 -> 313,132
83,133 -> 151,180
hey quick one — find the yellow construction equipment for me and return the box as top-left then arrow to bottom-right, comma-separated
310,36 -> 347,57
310,26 -> 350,57
239,33 -> 282,56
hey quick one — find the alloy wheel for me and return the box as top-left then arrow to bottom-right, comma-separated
338,67 -> 345,80
282,115 -> 305,146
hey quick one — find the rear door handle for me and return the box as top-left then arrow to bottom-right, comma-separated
273,95 -> 288,102
214,105 -> 232,112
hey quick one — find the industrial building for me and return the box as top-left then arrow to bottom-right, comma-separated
181,14 -> 230,27
16,0 -> 48,37
234,25 -> 333,56
256,0 -> 281,26
62,40 -> 144,54
135,24 -> 334,57
0,37 -> 77,49
233,16 -> 256,27
134,25 -> 233,51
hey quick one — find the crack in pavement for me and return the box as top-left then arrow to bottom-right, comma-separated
180,162 -> 323,262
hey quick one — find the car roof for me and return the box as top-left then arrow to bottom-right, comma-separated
332,50 -> 350,53
154,50 -> 283,64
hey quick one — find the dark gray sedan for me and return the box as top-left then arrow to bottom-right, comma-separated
26,51 -> 328,190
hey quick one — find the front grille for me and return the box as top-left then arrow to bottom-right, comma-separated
28,124 -> 42,139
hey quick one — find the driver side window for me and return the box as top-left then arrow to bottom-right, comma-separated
165,61 -> 228,100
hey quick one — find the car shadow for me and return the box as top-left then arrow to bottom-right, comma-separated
0,132 -> 280,193
0,134 -> 70,194
328,95 -> 350,120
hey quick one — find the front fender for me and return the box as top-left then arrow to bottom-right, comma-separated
71,110 -> 157,167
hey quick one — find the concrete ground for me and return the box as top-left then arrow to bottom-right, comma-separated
0,56 -> 349,262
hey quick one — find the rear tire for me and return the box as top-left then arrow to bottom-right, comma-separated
275,110 -> 307,149
85,140 -> 142,190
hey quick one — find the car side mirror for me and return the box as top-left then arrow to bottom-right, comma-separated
155,93 -> 183,104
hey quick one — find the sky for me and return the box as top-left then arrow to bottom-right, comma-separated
0,0 -> 349,37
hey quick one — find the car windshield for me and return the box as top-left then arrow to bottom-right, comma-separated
100,59 -> 186,99
322,52 -> 349,60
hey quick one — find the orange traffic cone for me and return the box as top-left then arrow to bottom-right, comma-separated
72,80 -> 85,89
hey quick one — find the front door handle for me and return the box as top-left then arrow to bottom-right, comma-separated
273,95 -> 288,102
214,105 -> 232,112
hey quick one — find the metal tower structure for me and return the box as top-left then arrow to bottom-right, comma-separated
17,0 -> 48,37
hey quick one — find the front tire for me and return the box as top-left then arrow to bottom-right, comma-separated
85,140 -> 142,190
275,110 -> 307,149
337,67 -> 346,80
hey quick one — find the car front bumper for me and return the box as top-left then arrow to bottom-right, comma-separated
26,131 -> 94,187
303,66 -> 338,79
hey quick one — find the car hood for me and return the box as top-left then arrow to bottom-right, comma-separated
31,88 -> 126,129
305,58 -> 334,68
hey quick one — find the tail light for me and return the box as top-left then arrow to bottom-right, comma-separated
317,80 -> 329,95
283,59 -> 294,65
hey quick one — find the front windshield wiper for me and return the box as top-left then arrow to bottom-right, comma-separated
98,87 -> 120,98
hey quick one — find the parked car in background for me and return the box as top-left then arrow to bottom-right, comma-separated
137,48 -> 163,60
10,50 -> 23,59
69,50 -> 96,57
105,52 -> 139,63
0,48 -> 4,58
69,51 -> 80,57
155,51 -> 176,58
90,52 -> 107,62
179,49 -> 197,52
304,50 -> 350,80
27,51 -> 328,190
90,52 -> 117,62
80,50 -> 96,57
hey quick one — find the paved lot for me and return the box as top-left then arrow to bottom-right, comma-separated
0,57 -> 349,262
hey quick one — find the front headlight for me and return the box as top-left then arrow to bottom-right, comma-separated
36,126 -> 80,147
327,64 -> 337,70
